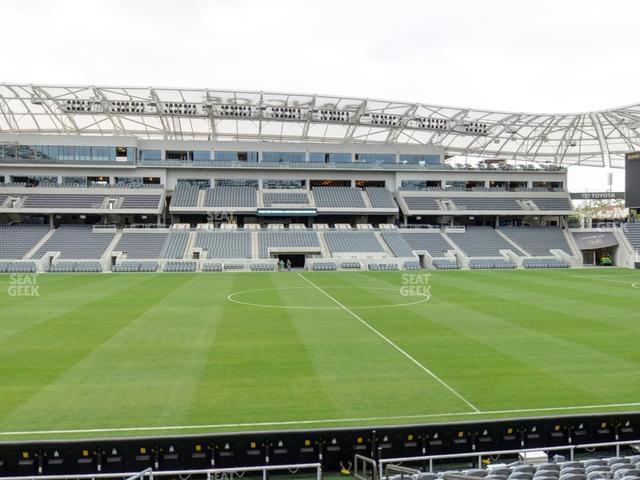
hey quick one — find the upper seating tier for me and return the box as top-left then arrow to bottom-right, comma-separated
313,187 -> 366,209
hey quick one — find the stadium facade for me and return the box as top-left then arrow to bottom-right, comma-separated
1,84 -> 640,477
0,84 -> 639,272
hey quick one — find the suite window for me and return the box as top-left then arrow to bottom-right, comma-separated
309,152 -> 352,163
0,145 -> 17,159
139,150 -> 162,161
88,176 -> 110,187
177,178 -> 211,188
76,146 -> 92,161
93,146 -> 116,161
262,152 -> 305,163
399,154 -> 441,165
11,175 -> 57,186
166,150 -> 192,161
215,178 -> 259,187
62,176 -> 87,187
263,179 -> 306,189
115,147 -> 129,161
214,151 -> 258,163
401,180 -> 427,190
355,153 -> 396,164
193,151 -> 211,161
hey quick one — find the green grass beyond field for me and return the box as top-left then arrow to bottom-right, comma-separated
0,268 -> 639,440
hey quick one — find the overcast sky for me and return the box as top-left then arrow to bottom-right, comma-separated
2,0 -> 638,191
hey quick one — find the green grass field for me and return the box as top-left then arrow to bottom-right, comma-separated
0,268 -> 639,441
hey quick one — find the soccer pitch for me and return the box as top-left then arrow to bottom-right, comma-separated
0,269 -> 639,441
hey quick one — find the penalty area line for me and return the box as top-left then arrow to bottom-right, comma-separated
296,272 -> 481,413
2,402 -> 640,436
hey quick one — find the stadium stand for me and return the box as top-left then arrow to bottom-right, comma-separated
49,260 -> 102,272
324,231 -> 385,253
251,263 -> 276,271
431,258 -> 459,269
340,261 -> 361,269
0,225 -> 51,259
447,226 -> 524,257
531,197 -> 574,210
194,230 -> 252,258
412,453 -> 640,479
204,186 -> 256,208
30,226 -> 115,259
263,192 -> 310,206
120,195 -> 162,209
258,231 -> 321,258
365,187 -> 397,208
162,230 -> 190,258
312,262 -> 337,271
0,261 -> 37,273
401,196 -> 441,210
400,231 -> 455,257
201,262 -> 223,272
380,232 -> 416,257
171,184 -> 200,207
313,187 -> 366,208
114,232 -> 169,259
523,258 -> 570,268
451,197 -> 523,210
622,223 -> 640,250
368,263 -> 399,271
469,258 -> 516,269
113,261 -> 159,272
22,193 -> 106,209
164,260 -> 196,272
499,226 -> 572,256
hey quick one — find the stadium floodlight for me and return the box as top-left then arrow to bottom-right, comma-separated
264,106 -> 307,120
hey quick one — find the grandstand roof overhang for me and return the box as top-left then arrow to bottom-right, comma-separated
1,83 -> 638,168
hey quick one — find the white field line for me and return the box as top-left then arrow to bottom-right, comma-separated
570,275 -> 640,288
296,272 -> 480,413
2,402 -> 640,436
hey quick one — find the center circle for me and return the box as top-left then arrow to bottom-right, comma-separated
227,286 -> 431,310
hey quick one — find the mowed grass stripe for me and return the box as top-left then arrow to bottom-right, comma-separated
298,272 -> 480,413
442,270 -> 640,369
397,270 -> 638,407
0,274 -> 123,339
0,269 -> 638,439
475,271 -> 640,395
0,274 -> 194,428
421,275 -> 628,407
0,273 -> 221,431
314,271 -> 628,410
187,273 -> 339,424
287,274 -> 475,418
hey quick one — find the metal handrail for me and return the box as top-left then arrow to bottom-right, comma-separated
0,462 -> 322,480
376,438 -> 640,476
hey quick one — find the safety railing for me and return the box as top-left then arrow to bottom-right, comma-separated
0,462 -> 322,480
357,438 -> 640,480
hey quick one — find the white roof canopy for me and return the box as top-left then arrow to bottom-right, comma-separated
1,83 -> 638,168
